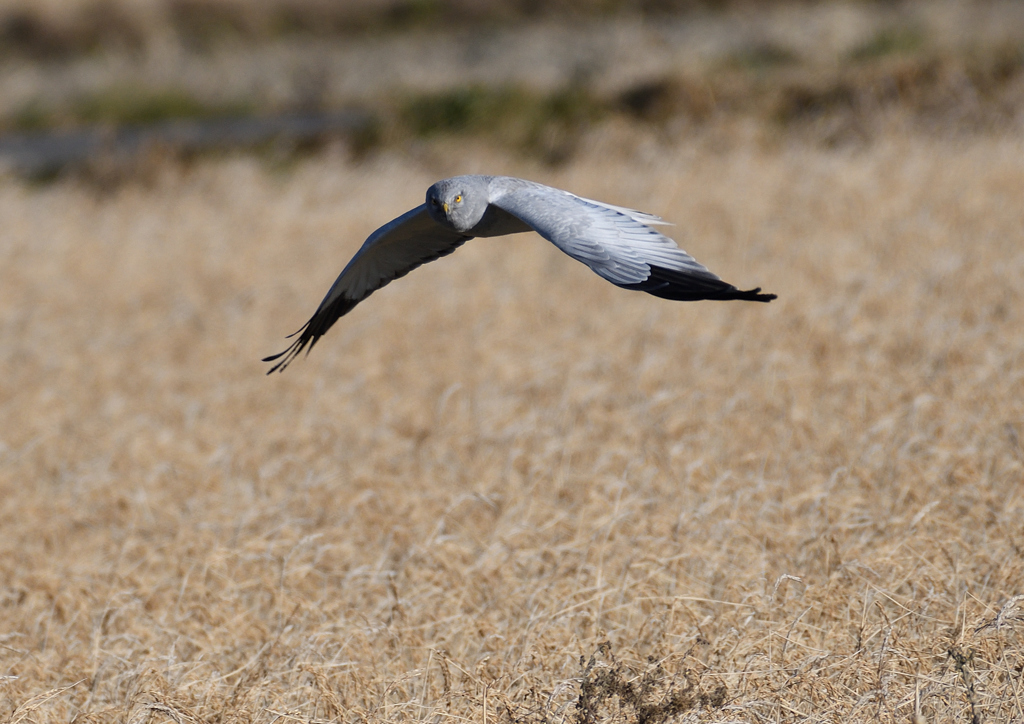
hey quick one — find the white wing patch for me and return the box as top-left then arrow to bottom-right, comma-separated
490,180 -> 716,286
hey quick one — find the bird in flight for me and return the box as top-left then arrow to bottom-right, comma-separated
264,175 -> 775,373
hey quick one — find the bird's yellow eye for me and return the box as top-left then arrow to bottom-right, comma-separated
454,195 -> 462,203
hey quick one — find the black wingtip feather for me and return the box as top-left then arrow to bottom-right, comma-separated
262,333 -> 310,374
263,295 -> 359,374
734,287 -> 777,302
623,265 -> 776,303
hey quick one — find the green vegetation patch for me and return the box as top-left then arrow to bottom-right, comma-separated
402,86 -> 520,137
849,26 -> 926,62
6,86 -> 263,134
10,100 -> 53,132
400,85 -> 604,137
723,41 -> 800,71
397,83 -> 607,163
72,86 -> 254,126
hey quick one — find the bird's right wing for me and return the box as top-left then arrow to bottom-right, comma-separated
264,204 -> 470,373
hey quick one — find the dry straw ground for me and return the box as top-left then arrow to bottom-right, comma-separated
1,126 -> 1023,723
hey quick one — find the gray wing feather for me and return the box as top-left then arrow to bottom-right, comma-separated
489,180 -> 718,286
264,204 -> 469,373
565,194 -> 673,227
325,204 -> 468,301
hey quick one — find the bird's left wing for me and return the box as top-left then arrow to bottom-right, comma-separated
264,204 -> 470,373
490,180 -> 774,303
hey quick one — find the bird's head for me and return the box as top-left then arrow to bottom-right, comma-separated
426,176 -> 487,233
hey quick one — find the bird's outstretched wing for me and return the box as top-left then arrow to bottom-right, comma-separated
490,180 -> 776,303
264,205 -> 470,373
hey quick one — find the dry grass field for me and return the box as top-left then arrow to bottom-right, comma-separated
1,123 -> 1023,723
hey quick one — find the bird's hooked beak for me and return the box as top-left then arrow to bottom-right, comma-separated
442,202 -> 449,214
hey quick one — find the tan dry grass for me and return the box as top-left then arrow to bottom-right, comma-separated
1,131 -> 1023,723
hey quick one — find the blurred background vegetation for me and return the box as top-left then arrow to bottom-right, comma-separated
0,0 -> 1022,177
